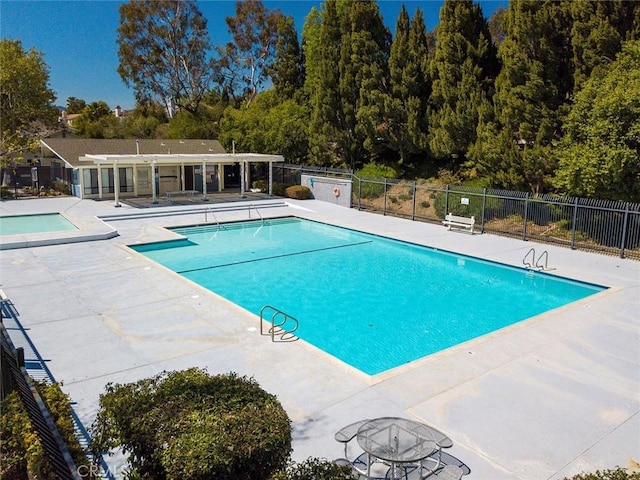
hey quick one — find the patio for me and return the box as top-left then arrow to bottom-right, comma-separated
0,196 -> 638,479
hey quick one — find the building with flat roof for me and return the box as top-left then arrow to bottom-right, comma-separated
39,138 -> 284,202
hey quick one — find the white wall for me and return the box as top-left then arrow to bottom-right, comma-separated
301,175 -> 351,207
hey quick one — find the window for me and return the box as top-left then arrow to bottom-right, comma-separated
101,167 -> 134,194
83,169 -> 99,195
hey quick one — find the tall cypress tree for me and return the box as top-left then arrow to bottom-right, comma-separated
308,0 -> 342,166
270,14 -> 304,100
428,0 -> 498,168
339,0 -> 391,171
471,0 -> 572,193
308,0 -> 389,169
365,6 -> 430,171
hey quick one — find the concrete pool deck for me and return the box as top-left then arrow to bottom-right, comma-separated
1,196 -> 638,479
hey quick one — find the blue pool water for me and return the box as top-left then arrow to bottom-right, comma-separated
130,217 -> 605,375
0,213 -> 78,236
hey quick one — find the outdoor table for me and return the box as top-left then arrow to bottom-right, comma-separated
357,417 -> 441,479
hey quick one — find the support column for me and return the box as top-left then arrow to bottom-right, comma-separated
133,164 -> 138,196
240,159 -> 246,198
202,160 -> 207,200
151,161 -> 158,204
268,161 -> 273,196
113,160 -> 121,207
97,166 -> 103,200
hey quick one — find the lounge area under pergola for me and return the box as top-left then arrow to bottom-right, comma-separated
83,153 -> 285,207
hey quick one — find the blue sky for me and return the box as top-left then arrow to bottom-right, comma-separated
1,0 -> 506,111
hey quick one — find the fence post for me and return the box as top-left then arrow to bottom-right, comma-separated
383,178 -> 388,216
445,184 -> 450,216
358,177 -> 362,210
570,197 -> 579,250
481,188 -> 487,234
412,181 -> 417,221
522,193 -> 529,241
620,203 -> 630,258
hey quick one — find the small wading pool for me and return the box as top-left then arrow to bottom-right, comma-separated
0,213 -> 78,236
130,217 -> 606,375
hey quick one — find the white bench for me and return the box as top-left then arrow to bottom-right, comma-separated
165,190 -> 199,203
442,213 -> 475,234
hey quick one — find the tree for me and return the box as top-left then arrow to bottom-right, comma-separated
117,0 -> 214,118
220,90 -> 309,162
308,0 -> 342,166
65,96 -> 86,114
364,5 -> 430,172
91,368 -> 292,480
0,39 -> 57,165
569,0 -> 639,91
215,0 -> 283,106
428,0 -> 498,167
308,0 -> 390,169
554,40 -> 640,202
270,14 -> 304,100
301,6 -> 323,99
73,101 -> 118,138
470,0 -> 573,193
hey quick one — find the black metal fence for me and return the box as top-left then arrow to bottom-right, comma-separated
1,299 -> 81,480
275,165 -> 640,260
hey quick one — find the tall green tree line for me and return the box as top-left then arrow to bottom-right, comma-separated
3,0 -> 638,200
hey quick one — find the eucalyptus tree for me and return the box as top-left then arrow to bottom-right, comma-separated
117,0 -> 214,119
428,0 -> 498,169
0,39 -> 57,164
215,0 -> 283,106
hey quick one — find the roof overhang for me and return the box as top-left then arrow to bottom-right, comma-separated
82,153 -> 285,166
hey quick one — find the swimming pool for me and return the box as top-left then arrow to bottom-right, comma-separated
130,217 -> 605,375
0,213 -> 78,236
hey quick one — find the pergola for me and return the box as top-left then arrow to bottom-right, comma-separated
83,153 -> 285,207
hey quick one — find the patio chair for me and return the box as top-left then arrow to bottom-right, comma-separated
334,419 -> 371,460
332,457 -> 388,479
433,465 -> 464,480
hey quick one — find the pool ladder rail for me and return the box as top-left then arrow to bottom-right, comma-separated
260,305 -> 299,342
523,248 -> 555,272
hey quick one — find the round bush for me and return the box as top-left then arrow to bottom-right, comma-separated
285,185 -> 312,199
91,368 -> 292,480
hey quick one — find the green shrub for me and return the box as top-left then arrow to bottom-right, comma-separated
563,467 -> 640,480
91,368 -> 292,480
285,185 -> 312,200
271,457 -> 357,480
357,162 -> 399,180
355,162 -> 399,200
0,381 -> 94,479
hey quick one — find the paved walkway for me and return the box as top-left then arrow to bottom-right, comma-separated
1,197 -> 638,479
